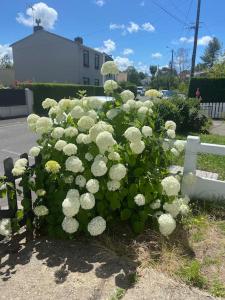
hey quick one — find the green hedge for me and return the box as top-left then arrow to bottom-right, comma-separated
188,78 -> 225,102
155,96 -> 210,133
19,83 -> 105,114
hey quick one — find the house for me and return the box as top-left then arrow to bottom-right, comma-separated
116,72 -> 128,82
11,24 -> 112,86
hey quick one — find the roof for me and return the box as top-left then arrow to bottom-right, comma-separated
10,29 -> 103,54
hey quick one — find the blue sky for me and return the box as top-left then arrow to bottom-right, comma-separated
0,0 -> 224,73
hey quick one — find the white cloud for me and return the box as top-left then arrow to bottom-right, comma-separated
110,21 -> 155,34
123,48 -> 134,56
179,35 -> 213,46
152,52 -> 162,59
114,56 -> 133,71
0,44 -> 12,59
16,2 -> 58,30
198,35 -> 213,46
142,22 -> 155,32
95,0 -> 105,7
137,62 -> 149,73
127,22 -> 140,33
140,1 -> 145,7
96,39 -> 116,54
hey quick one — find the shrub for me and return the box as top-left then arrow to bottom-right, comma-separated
18,83 -> 105,115
155,96 -> 209,133
119,81 -> 137,96
188,78 -> 225,102
0,63 -> 191,239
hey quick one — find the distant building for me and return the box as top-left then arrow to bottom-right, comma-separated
116,72 -> 128,82
11,24 -> 112,86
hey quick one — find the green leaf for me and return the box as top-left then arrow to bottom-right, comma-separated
129,184 -> 138,197
134,167 -> 144,177
132,221 -> 145,234
16,209 -> 24,221
120,208 -> 131,220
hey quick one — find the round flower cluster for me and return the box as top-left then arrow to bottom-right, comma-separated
29,146 -> 40,157
34,205 -> 49,217
161,176 -> 180,197
145,89 -> 161,98
104,80 -> 118,94
120,90 -> 135,103
0,219 -> 12,237
45,160 -> 61,174
101,61 -> 119,75
12,158 -> 28,176
42,98 -> 58,109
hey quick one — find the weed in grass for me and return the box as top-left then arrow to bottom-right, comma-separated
191,231 -> 205,243
210,279 -> 225,298
110,288 -> 126,300
202,256 -> 221,267
127,272 -> 139,286
217,221 -> 225,235
177,260 -> 207,288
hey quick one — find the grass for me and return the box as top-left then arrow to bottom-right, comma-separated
210,279 -> 225,298
110,288 -> 126,300
175,133 -> 225,180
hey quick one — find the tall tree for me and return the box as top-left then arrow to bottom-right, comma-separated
176,48 -> 190,73
200,37 -> 221,68
149,65 -> 157,78
0,54 -> 13,69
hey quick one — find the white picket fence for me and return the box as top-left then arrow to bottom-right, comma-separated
181,135 -> 225,201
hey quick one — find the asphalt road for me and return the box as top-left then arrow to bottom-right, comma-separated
0,117 -> 36,174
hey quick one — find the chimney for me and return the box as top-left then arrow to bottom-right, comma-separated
74,37 -> 83,44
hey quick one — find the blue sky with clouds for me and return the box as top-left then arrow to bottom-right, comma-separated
0,0 -> 224,73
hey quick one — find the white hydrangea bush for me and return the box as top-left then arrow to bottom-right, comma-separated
1,61 -> 190,239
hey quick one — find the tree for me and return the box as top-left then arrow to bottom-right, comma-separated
207,56 -> 225,78
200,37 -> 221,68
149,65 -> 157,78
126,66 -> 146,85
0,54 -> 13,69
176,48 -> 190,74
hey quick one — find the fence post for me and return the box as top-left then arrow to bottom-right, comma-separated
25,88 -> 34,114
183,136 -> 200,175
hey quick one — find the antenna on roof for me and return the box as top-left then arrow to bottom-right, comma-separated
35,18 -> 41,26
27,4 -> 36,27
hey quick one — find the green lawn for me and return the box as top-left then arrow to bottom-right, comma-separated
174,134 -> 225,180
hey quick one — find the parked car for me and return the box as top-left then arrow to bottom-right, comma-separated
160,90 -> 175,99
137,86 -> 145,96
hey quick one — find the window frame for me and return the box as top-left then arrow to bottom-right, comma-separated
83,49 -> 89,67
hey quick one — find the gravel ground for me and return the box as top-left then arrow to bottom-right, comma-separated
0,234 -> 217,300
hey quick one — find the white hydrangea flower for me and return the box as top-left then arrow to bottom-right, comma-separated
174,140 -> 186,152
143,100 -> 154,108
62,217 -> 79,234
150,199 -> 161,209
134,194 -> 145,206
0,219 -> 12,237
167,129 -> 176,139
78,116 -> 95,131
36,117 -> 53,135
62,197 -> 80,217
124,127 -> 142,142
161,176 -> 180,197
109,163 -> 126,181
87,110 -> 98,121
76,133 -> 86,144
163,199 -> 181,218
121,103 -> 131,113
48,105 -> 60,118
12,158 -> 28,176
108,151 -> 120,161
36,189 -> 46,197
120,90 -> 135,103
145,89 -> 161,98
34,205 -> 49,217
51,127 -> 64,139
80,193 -> 95,210
27,114 -> 40,132
135,101 -> 144,109
104,80 -> 118,93
91,160 -> 108,177
171,148 -> 179,157
42,98 -> 57,109
85,97 -> 104,110
70,106 -> 84,119
138,106 -> 148,116
106,108 -> 120,120
94,154 -> 108,163
87,216 -> 106,236
75,175 -> 86,188
179,204 -> 190,215
64,127 -> 78,137
142,126 -> 153,138
70,99 -> 81,108
85,152 -> 94,161
101,61 -> 119,75
29,146 -> 40,157
130,141 -> 145,154
165,120 -> 176,131
63,143 -> 78,156
58,99 -> 72,111
148,108 -> 153,115
65,156 -> 83,173
82,134 -> 92,144
64,175 -> 74,184
158,213 -> 176,236
96,131 -> 116,153
55,140 -> 67,151
67,189 -> 80,199
107,180 -> 120,191
126,99 -> 136,109
89,121 -> 114,142
86,179 -> 99,194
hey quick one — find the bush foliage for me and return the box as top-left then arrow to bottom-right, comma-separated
155,97 -> 210,133
18,83 -> 105,115
188,78 -> 225,102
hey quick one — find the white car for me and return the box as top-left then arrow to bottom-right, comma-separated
137,86 -> 145,96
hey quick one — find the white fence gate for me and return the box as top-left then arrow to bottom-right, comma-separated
182,136 -> 225,201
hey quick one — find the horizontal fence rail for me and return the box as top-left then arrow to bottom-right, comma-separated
200,102 -> 225,119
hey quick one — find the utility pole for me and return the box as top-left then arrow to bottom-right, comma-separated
169,49 -> 174,89
190,0 -> 201,77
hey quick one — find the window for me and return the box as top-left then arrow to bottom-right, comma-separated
95,54 -> 100,69
83,50 -> 89,67
83,77 -> 90,85
94,79 -> 100,86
